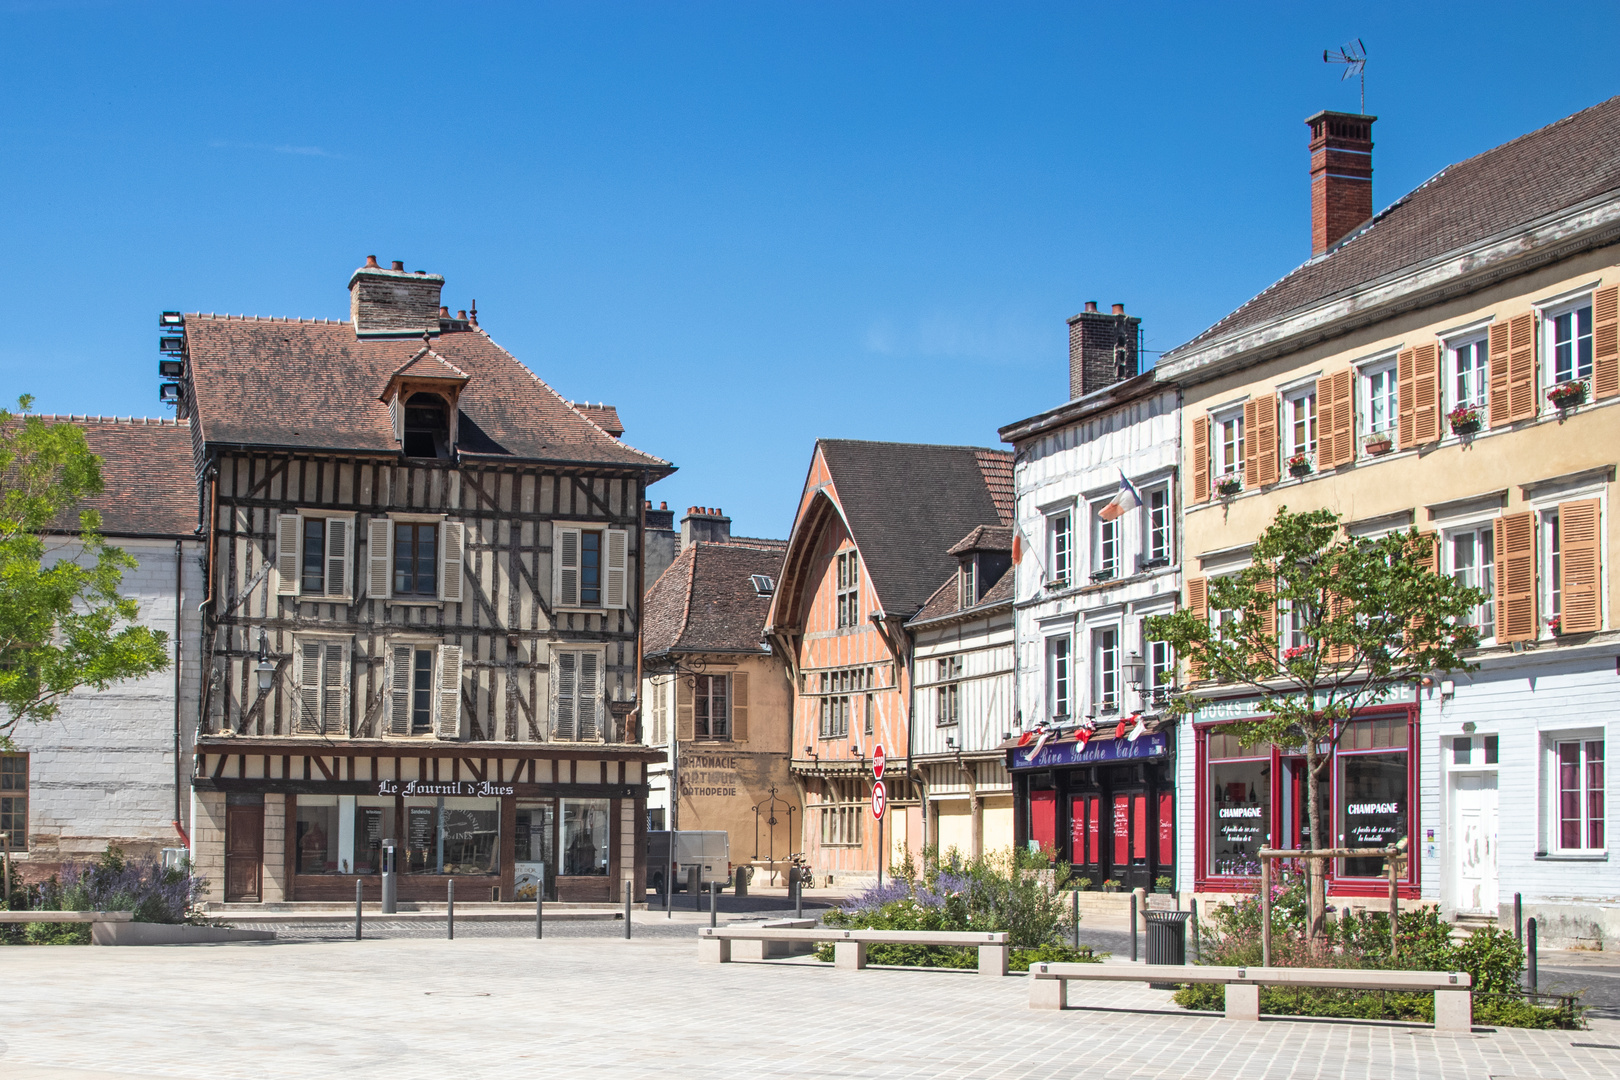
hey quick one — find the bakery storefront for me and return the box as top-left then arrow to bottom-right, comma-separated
1008,728 -> 1177,892
192,741 -> 659,905
1192,686 -> 1419,899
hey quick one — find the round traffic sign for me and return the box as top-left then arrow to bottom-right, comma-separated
872,744 -> 885,780
871,779 -> 886,819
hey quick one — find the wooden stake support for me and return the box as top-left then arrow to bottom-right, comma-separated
1257,839 -> 1409,963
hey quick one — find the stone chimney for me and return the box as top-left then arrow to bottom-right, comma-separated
1306,111 -> 1376,256
681,506 -> 731,546
348,256 -> 445,337
1067,302 -> 1141,399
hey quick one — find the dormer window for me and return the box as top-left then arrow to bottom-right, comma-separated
403,393 -> 451,459
959,557 -> 977,606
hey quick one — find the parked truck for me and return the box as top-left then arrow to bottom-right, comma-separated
645,830 -> 730,893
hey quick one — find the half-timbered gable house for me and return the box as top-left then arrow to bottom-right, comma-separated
174,258 -> 672,906
766,440 -> 1012,883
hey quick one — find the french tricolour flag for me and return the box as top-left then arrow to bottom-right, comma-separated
1097,470 -> 1142,522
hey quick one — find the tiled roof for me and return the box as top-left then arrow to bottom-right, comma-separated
37,416 -> 196,537
947,525 -> 1012,556
974,448 -> 1015,525
1166,95 -> 1620,360
183,315 -> 669,472
573,404 -> 623,438
817,440 -> 1006,619
642,540 -> 786,656
907,564 -> 1014,627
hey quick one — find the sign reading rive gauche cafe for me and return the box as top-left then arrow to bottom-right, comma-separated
1010,731 -> 1170,771
376,779 -> 516,798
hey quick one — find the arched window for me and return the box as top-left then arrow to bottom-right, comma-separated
402,393 -> 450,458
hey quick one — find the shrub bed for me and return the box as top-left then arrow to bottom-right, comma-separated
1,846 -> 206,945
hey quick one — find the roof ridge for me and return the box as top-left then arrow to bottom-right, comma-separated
30,414 -> 189,426
820,436 -> 1009,455
188,312 -> 350,325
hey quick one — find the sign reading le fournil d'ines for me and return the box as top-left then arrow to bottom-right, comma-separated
376,779 -> 515,798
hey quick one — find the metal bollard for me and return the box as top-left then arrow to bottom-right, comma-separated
1527,917 -> 1538,992
447,879 -> 455,941
1130,891 -> 1138,962
355,879 -> 363,941
536,891 -> 543,940
665,867 -> 672,918
709,881 -> 719,929
1189,898 -> 1200,963
1515,893 -> 1523,943
793,868 -> 803,920
625,885 -> 633,939
1071,889 -> 1080,951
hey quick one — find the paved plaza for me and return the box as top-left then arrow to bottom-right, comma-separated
5,925 -> 1620,1080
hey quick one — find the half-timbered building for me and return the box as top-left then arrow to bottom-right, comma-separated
174,258 -> 672,906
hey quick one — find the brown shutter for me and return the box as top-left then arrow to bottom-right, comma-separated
676,677 -> 694,742
1242,399 -> 1259,490
1412,342 -> 1441,445
1407,531 -> 1439,645
730,671 -> 749,743
1488,321 -> 1512,428
1253,576 -> 1276,667
1507,312 -> 1537,422
1396,347 -> 1416,449
1253,395 -> 1280,487
1494,513 -> 1536,643
1191,415 -> 1210,504
1559,499 -> 1602,634
1594,285 -> 1619,400
1320,370 -> 1353,468
1186,577 -> 1207,680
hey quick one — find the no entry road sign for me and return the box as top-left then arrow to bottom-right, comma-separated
871,780 -> 886,819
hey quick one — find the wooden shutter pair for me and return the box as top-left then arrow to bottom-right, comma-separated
277,514 -> 353,597
1243,398 -> 1280,489
1397,344 -> 1442,450
1316,370 -> 1354,468
1185,577 -> 1208,680
364,519 -> 464,602
551,650 -> 602,741
1488,313 -> 1537,427
1595,286 -> 1619,400
296,641 -> 349,737
554,527 -> 630,609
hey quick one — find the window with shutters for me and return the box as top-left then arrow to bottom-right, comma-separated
1546,298 -> 1594,386
553,525 -> 629,611
1143,484 -> 1171,568
1046,635 -> 1071,720
1450,336 -> 1489,411
1361,360 -> 1397,440
1,753 -> 27,849
1548,735 -> 1605,853
1048,511 -> 1073,586
1214,408 -> 1243,482
277,513 -> 353,598
1094,626 -> 1120,713
295,639 -> 349,737
551,648 -> 603,742
383,642 -> 461,739
1286,388 -> 1318,460
835,550 -> 861,628
694,673 -> 730,739
1447,527 -> 1496,642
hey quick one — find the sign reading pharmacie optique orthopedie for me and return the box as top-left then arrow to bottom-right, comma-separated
376,779 -> 516,798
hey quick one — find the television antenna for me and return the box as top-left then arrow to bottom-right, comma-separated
1324,39 -> 1367,114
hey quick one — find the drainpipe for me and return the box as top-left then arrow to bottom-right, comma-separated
172,539 -> 189,845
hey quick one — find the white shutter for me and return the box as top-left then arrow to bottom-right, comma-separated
325,518 -> 350,598
440,520 -> 465,603
389,645 -> 413,736
368,518 -> 392,600
435,644 -> 463,740
321,643 -> 347,737
277,514 -> 302,596
297,641 -> 321,733
578,652 -> 600,741
555,527 -> 581,608
554,651 -> 576,741
605,529 -> 628,610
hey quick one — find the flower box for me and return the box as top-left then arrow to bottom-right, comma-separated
1362,435 -> 1393,455
1089,569 -> 1116,584
1286,454 -> 1313,477
1548,380 -> 1587,409
1044,579 -> 1069,592
1214,477 -> 1243,498
1547,615 -> 1562,637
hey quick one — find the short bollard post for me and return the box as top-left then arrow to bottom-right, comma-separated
665,867 -> 672,918
794,868 -> 804,920
1527,917 -> 1538,992
709,881 -> 719,929
1514,893 -> 1523,943
1189,898 -> 1200,963
691,865 -> 701,911
625,883 -> 633,939
447,879 -> 455,941
1130,891 -> 1138,962
536,892 -> 543,940
355,879 -> 363,941
1071,889 -> 1080,951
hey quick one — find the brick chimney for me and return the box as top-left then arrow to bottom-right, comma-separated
1306,111 -> 1376,256
681,506 -> 731,546
348,256 -> 445,337
1067,302 -> 1141,399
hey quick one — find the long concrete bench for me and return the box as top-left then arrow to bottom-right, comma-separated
699,926 -> 1011,975
0,911 -> 134,924
1029,962 -> 1473,1033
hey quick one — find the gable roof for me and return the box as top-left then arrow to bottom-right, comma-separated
816,439 -> 1011,619
907,563 -> 1014,628
1164,95 -> 1620,366
39,416 -> 196,538
642,540 -> 786,656
947,524 -> 1012,556
183,315 -> 670,473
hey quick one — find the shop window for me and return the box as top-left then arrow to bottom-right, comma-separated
562,798 -> 610,876
295,796 -> 342,874
1450,336 -> 1489,411
404,797 -> 500,875
0,753 -> 27,849
1030,789 -> 1057,857
1046,635 -> 1071,720
352,798 -> 392,875
1208,733 -> 1270,878
936,656 -> 962,726
515,801 -> 556,900
1048,511 -> 1073,587
1336,718 -> 1410,876
694,673 -> 730,739
1447,526 -> 1496,642
836,550 -> 861,628
1546,297 -> 1594,386
1094,626 -> 1120,713
1554,738 -> 1605,852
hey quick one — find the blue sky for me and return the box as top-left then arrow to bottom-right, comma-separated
2,2 -> 1616,540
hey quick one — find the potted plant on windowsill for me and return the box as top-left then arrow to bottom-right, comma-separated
1286,453 -> 1313,478
1044,578 -> 1069,592
1089,568 -> 1116,584
1074,876 -> 1093,892
1362,432 -> 1394,455
1102,878 -> 1122,893
1214,475 -> 1242,498
1447,403 -> 1482,436
1547,614 -> 1562,637
1548,380 -> 1587,410
1153,875 -> 1174,895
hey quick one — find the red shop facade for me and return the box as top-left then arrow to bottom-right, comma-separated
1193,686 -> 1420,899
1009,729 -> 1176,892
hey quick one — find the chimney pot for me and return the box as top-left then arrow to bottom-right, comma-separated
1084,301 -> 1098,313
1112,303 -> 1125,315
660,501 -> 667,510
365,255 -> 379,268
391,260 -> 405,272
439,306 -> 449,317
457,310 -> 467,320
1307,109 -> 1377,256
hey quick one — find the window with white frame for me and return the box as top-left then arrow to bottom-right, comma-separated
1094,626 -> 1120,713
277,512 -> 355,598
0,753 -> 27,849
1546,298 -> 1594,385
1285,387 -> 1317,460
836,550 -> 861,628
1214,409 -> 1244,479
1280,597 -> 1315,657
1552,736 -> 1605,852
1048,512 -> 1073,587
1046,635 -> 1071,720
1447,526 -> 1495,642
1143,485 -> 1171,568
1361,360 -> 1397,439
1146,637 -> 1173,703
936,656 -> 962,726
1543,509 -> 1561,635
388,641 -> 464,739
1092,505 -> 1120,582
1450,336 -> 1489,411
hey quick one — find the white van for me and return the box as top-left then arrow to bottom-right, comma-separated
646,830 -> 730,893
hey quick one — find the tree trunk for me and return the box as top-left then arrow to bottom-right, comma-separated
1305,746 -> 1329,942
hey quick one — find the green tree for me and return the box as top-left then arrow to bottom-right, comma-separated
1145,507 -> 1484,939
0,397 -> 170,743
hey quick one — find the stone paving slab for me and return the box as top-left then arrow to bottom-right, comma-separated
2,935 -> 1618,1080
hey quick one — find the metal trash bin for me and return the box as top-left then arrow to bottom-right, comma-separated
1143,909 -> 1190,986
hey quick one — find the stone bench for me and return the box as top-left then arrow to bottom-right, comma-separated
1028,962 -> 1473,1032
0,911 -> 134,924
699,926 -> 1011,975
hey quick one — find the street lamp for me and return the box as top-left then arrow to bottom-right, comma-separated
256,632 -> 274,692
1124,651 -> 1146,692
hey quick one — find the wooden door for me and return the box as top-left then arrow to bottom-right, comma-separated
225,804 -> 264,902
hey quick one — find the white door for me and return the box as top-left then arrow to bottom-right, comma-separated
1453,773 -> 1499,915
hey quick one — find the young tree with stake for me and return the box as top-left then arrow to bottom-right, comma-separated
1144,507 -> 1485,940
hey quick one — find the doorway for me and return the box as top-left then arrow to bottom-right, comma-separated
225,803 -> 264,902
1452,773 -> 1499,915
